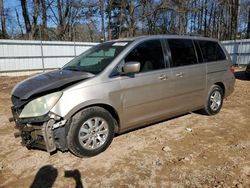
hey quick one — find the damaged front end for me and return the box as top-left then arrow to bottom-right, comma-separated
10,93 -> 69,153
9,69 -> 94,154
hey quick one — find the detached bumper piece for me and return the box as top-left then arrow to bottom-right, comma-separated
43,119 -> 57,152
10,109 -> 68,153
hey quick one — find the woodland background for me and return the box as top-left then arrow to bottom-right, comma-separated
0,0 -> 250,42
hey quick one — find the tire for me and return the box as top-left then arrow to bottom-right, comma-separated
201,85 -> 224,116
67,107 -> 115,157
245,72 -> 250,79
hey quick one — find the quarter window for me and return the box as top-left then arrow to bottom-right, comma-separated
168,39 -> 197,67
124,40 -> 165,72
198,41 -> 226,62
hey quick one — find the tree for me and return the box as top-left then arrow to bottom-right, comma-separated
0,0 -> 7,38
123,1 -> 141,37
57,0 -> 71,39
106,0 -> 114,40
2,0 -> 248,41
99,0 -> 105,40
107,0 -> 123,39
247,7 -> 250,38
40,0 -> 48,40
15,8 -> 24,36
20,0 -> 39,39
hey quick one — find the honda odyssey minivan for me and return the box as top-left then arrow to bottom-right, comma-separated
10,35 -> 235,157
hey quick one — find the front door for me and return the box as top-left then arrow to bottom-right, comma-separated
119,39 -> 174,129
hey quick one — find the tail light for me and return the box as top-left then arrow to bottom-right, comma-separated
229,65 -> 235,74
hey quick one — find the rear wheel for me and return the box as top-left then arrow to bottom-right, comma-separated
67,107 -> 115,157
201,85 -> 224,115
245,72 -> 250,79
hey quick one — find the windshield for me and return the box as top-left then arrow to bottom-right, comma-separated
63,41 -> 130,74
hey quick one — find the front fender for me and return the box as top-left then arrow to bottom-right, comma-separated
60,99 -> 120,120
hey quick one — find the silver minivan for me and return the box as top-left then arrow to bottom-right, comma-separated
10,35 -> 235,157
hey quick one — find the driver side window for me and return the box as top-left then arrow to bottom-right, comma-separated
124,39 -> 165,73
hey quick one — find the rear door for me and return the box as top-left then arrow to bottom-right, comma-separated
166,38 -> 206,112
197,40 -> 229,92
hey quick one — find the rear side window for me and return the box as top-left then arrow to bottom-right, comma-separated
198,41 -> 226,62
168,39 -> 197,67
125,39 -> 165,72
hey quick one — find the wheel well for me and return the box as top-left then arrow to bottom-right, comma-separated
74,104 -> 120,133
214,82 -> 225,95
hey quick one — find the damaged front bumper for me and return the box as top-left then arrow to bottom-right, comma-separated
10,107 -> 69,153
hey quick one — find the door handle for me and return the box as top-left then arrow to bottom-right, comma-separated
158,74 -> 168,80
175,72 -> 184,77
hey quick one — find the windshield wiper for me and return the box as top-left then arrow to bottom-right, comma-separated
63,67 -> 97,74
63,66 -> 83,72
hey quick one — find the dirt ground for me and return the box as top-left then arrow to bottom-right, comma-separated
0,69 -> 249,188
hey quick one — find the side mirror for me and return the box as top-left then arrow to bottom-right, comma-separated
123,61 -> 141,74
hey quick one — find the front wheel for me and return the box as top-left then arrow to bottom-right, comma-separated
201,85 -> 224,115
67,107 -> 115,157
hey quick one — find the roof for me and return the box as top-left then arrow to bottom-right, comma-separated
112,34 -> 219,42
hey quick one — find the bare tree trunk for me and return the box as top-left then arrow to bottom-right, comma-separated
194,0 -> 197,32
218,5 -> 223,40
87,23 -> 94,42
247,7 -> 250,38
57,0 -> 70,39
226,0 -> 231,39
207,1 -> 214,37
190,0 -> 195,33
204,0 -> 208,36
178,1 -> 187,35
57,0 -> 63,38
178,13 -> 184,34
118,1 -> 125,38
20,0 -> 31,35
30,0 -> 39,39
41,0 -> 48,40
20,0 -> 39,39
124,1 -> 137,37
0,0 -> 7,38
200,0 -> 204,34
99,0 -> 105,41
15,8 -> 23,36
211,6 -> 216,38
107,0 -> 112,40
232,0 -> 239,40
170,10 -> 175,33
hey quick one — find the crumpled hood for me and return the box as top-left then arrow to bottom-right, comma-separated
12,69 -> 94,100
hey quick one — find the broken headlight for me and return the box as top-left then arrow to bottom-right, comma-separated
19,91 -> 62,118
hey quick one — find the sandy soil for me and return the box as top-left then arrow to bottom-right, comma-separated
0,69 -> 249,188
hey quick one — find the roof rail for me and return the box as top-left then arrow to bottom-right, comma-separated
166,32 -> 179,35
187,33 -> 211,38
187,33 -> 203,37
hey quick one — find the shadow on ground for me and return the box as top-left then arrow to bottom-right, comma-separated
64,169 -> 84,188
30,165 -> 84,188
